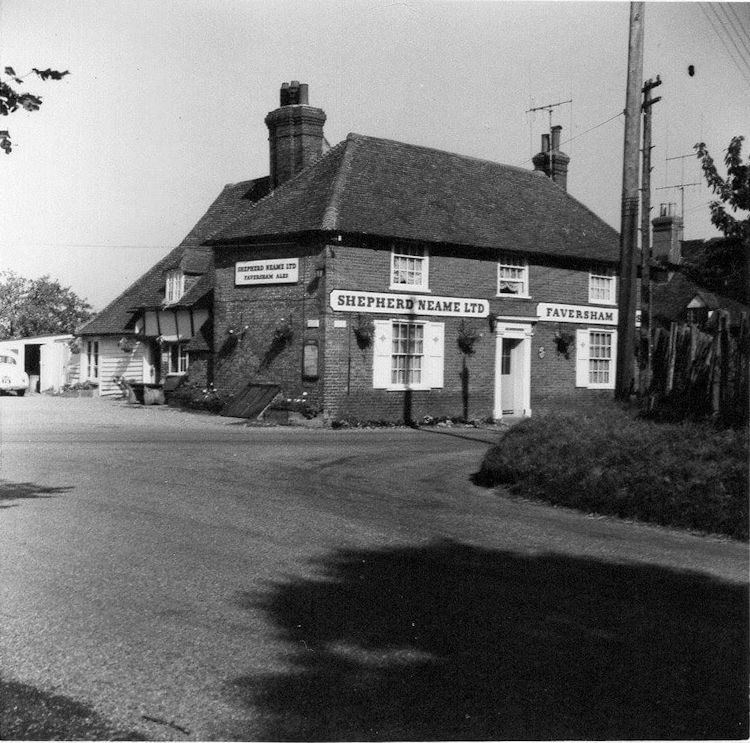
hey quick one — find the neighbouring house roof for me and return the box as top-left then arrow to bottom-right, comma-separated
208,133 -> 619,263
652,270 -> 749,326
77,177 -> 270,336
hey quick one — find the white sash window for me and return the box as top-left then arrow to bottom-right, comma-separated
373,320 -> 444,390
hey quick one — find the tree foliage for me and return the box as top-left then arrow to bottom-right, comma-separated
690,137 -> 750,304
694,136 -> 749,241
0,66 -> 69,154
0,271 -> 93,340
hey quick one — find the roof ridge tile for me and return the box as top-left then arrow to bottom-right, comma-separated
320,134 -> 359,231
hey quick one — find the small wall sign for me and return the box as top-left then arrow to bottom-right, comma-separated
236,258 -> 299,286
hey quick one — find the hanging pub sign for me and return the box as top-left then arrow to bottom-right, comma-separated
536,302 -> 618,325
330,290 -> 489,318
235,258 -> 299,286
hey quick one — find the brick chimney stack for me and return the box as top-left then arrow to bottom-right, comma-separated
532,125 -> 570,191
265,81 -> 326,190
652,203 -> 684,264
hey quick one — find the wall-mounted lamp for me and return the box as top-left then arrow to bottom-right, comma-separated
488,314 -> 497,333
314,264 -> 326,279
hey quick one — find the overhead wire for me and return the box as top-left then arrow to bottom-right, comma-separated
724,2 -> 750,48
518,110 -> 623,166
712,3 -> 750,75
699,2 -> 750,86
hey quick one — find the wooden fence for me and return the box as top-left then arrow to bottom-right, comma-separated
648,311 -> 748,425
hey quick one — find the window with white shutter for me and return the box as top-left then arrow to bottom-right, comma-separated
372,320 -> 392,389
576,329 -> 616,389
372,319 -> 444,390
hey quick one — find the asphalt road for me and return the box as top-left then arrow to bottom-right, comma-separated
1,395 -> 747,740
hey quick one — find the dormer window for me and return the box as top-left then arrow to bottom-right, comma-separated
390,245 -> 429,291
165,270 -> 185,304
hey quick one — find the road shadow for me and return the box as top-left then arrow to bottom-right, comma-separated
1,676 -> 144,740
0,480 -> 73,509
228,540 -> 748,741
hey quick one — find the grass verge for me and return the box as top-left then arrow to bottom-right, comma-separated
478,406 -> 748,541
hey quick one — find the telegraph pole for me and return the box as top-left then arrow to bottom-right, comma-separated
615,1 -> 645,401
639,75 -> 661,397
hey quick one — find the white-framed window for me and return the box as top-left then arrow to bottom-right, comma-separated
373,319 -> 444,390
86,340 -> 99,379
589,268 -> 616,304
165,269 -> 185,304
167,342 -> 188,374
390,244 -> 429,291
576,329 -> 617,389
497,255 -> 529,297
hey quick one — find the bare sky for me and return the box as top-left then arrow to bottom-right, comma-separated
1,0 -> 748,310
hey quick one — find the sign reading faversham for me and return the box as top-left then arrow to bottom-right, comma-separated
536,302 -> 618,325
331,290 -> 489,317
236,259 -> 299,285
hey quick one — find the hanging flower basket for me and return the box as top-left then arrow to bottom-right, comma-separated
457,321 -> 482,355
353,314 -> 375,349
220,329 -> 239,356
67,338 -> 81,355
554,328 -> 575,359
118,336 -> 137,353
272,318 -> 294,347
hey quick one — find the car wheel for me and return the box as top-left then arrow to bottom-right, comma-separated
17,389 -> 25,397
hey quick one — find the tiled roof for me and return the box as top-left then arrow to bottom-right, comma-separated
652,271 -> 749,325
209,133 -> 619,263
78,177 -> 270,336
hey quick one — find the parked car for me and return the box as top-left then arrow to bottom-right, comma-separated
0,354 -> 29,396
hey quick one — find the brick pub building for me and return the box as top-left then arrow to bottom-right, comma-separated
206,82 -> 619,422
80,81 -> 620,421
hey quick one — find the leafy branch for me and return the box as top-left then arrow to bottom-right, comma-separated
0,66 -> 70,153
694,136 -> 749,241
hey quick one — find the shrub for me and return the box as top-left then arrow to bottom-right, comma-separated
167,382 -> 227,413
478,406 -> 749,540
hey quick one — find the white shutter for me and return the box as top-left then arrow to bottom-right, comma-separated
575,329 -> 590,388
372,320 -> 392,389
606,331 -> 618,389
425,322 -> 445,388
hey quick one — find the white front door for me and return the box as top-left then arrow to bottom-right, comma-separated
493,321 -> 533,420
500,338 -> 521,414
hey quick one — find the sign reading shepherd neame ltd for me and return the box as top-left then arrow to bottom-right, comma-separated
536,302 -> 618,325
236,259 -> 299,286
330,290 -> 489,317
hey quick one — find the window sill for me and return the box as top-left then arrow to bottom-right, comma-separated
588,299 -> 617,306
384,384 -> 436,392
388,285 -> 431,293
496,294 -> 532,300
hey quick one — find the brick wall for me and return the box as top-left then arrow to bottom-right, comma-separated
213,244 -> 326,409
214,238 -> 618,421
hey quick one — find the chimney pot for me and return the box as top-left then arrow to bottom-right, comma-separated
551,125 -> 562,151
266,82 -> 326,189
532,127 -> 569,191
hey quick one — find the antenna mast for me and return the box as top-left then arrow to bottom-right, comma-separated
525,98 -> 573,167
